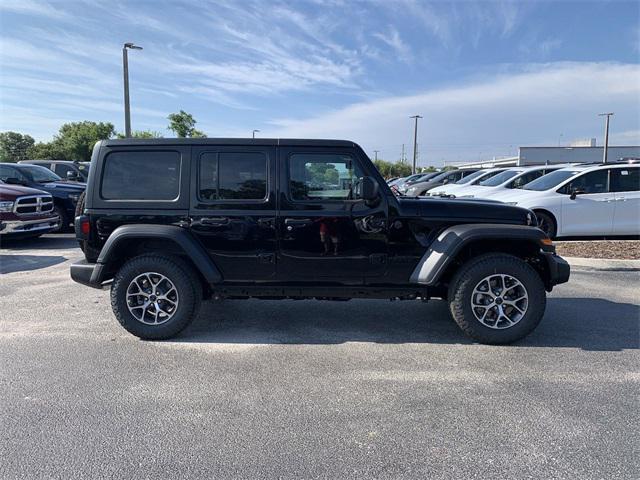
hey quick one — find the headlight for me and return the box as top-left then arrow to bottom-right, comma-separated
68,193 -> 81,202
0,201 -> 14,212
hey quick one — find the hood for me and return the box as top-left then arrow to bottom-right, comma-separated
406,179 -> 445,193
33,180 -> 86,191
398,196 -> 532,226
427,183 -> 468,196
491,188 -> 546,204
0,184 -> 51,200
452,185 -> 496,199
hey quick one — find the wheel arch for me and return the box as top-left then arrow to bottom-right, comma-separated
409,223 -> 553,289
531,208 -> 558,237
91,225 -> 222,290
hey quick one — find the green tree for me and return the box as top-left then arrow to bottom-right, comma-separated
0,131 -> 35,162
373,159 -> 412,179
116,130 -> 164,139
55,121 -> 115,161
167,110 -> 206,138
27,141 -> 66,160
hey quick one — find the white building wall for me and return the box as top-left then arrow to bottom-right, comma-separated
518,146 -> 640,165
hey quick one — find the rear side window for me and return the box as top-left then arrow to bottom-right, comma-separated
199,152 -> 267,200
101,151 -> 181,200
288,153 -> 363,201
610,168 -> 639,192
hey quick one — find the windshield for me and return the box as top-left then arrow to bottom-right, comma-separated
455,170 -> 487,184
479,170 -> 521,186
21,165 -> 62,183
523,170 -> 582,191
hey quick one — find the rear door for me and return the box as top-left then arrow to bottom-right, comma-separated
277,146 -> 388,283
560,169 -> 614,236
611,167 -> 640,235
189,145 -> 277,281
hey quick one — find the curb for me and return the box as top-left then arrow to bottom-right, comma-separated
564,256 -> 640,272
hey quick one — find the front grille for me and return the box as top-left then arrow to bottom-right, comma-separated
14,195 -> 54,216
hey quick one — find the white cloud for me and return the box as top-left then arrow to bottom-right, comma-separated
0,0 -> 70,20
267,63 -> 640,164
373,27 -> 412,63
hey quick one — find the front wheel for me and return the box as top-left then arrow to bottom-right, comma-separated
447,254 -> 546,344
110,254 -> 202,340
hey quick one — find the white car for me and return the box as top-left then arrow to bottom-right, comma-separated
449,165 -> 573,200
494,163 -> 639,238
426,168 -> 508,197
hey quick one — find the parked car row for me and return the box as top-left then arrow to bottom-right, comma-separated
0,160 -> 87,240
391,161 -> 639,238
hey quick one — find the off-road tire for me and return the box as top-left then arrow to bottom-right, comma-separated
74,191 -> 100,262
111,254 -> 202,340
447,253 -> 546,345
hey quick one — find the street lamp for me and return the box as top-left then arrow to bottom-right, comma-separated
598,113 -> 614,163
123,42 -> 143,138
373,150 -> 379,161
252,129 -> 260,138
410,115 -> 422,174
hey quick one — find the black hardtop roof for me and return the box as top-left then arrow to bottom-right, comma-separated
100,138 -> 358,148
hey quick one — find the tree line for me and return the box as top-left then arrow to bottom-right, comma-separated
0,110 -> 205,163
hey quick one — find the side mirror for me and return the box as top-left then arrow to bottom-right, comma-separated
354,176 -> 379,203
66,171 -> 79,180
4,177 -> 24,185
442,178 -> 449,184
569,188 -> 585,200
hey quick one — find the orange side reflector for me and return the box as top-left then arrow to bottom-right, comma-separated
540,238 -> 553,246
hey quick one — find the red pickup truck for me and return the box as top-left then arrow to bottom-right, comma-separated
0,182 -> 59,239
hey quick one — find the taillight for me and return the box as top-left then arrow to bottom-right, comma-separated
81,218 -> 90,235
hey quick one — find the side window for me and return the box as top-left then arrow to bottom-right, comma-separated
101,151 -> 181,200
510,170 -> 543,189
561,169 -> 609,195
289,153 -> 363,201
610,168 -> 639,193
198,152 -> 267,201
55,164 -> 75,177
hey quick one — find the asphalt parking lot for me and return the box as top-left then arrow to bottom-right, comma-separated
1,235 -> 638,479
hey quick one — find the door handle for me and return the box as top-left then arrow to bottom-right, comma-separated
200,217 -> 230,226
284,218 -> 313,228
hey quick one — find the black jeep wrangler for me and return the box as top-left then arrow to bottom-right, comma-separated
71,138 -> 569,344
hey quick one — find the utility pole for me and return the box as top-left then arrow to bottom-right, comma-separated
410,115 -> 422,174
598,113 -> 614,163
252,129 -> 260,138
122,43 -> 143,138
373,150 -> 379,161
401,144 -> 405,163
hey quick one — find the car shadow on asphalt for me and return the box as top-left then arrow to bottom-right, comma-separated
0,254 -> 67,274
173,297 -> 639,351
0,234 -> 77,251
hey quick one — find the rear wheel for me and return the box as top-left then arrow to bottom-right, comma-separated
111,254 -> 202,340
447,253 -> 546,344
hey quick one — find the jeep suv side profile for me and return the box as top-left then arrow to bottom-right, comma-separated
71,139 -> 569,344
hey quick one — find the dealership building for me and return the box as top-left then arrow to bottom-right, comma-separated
456,140 -> 640,168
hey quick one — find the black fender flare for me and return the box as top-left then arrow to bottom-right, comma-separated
409,223 -> 548,285
91,224 -> 222,285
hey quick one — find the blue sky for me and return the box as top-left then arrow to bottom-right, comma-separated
1,0 -> 639,165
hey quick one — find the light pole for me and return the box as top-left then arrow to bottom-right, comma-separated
598,113 -> 614,163
373,150 -> 379,161
252,129 -> 260,138
123,42 -> 142,138
410,115 -> 422,174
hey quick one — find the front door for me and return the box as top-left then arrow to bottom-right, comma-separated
189,146 -> 277,281
611,167 -> 640,235
277,147 -> 388,284
560,169 -> 614,236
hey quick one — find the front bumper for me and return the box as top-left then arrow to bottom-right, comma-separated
70,259 -> 106,289
542,251 -> 570,288
0,216 -> 60,235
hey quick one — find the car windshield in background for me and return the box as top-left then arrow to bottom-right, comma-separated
478,170 -> 521,186
430,171 -> 455,182
523,170 -> 582,191
455,169 -> 487,184
22,165 -> 62,183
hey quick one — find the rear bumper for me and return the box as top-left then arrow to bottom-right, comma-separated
542,252 -> 570,288
70,259 -> 106,289
0,216 -> 60,236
